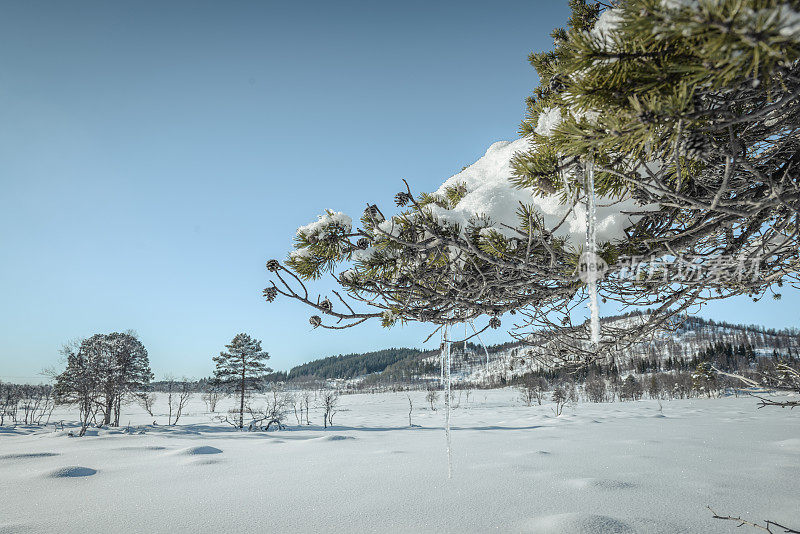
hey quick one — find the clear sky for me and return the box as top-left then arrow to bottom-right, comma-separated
1,1 -> 797,383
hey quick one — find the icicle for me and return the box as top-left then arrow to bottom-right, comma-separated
442,323 -> 452,479
584,158 -> 600,347
464,322 -> 468,374
440,326 -> 445,385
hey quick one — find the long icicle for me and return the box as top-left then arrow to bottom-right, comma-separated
585,157 -> 600,346
440,327 -> 445,385
442,322 -> 452,478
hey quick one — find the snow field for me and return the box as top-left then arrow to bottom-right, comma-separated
0,390 -> 797,533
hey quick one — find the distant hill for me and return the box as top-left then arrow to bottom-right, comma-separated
282,312 -> 800,387
287,348 -> 429,380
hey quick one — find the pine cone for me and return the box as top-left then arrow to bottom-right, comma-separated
400,227 -> 417,243
266,259 -> 280,272
683,132 -> 712,160
538,176 -> 558,195
320,298 -> 332,312
402,248 -> 417,260
364,204 -> 384,222
637,110 -> 655,124
489,317 -> 501,329
357,237 -> 370,250
339,271 -> 358,284
394,192 -> 412,207
262,287 -> 277,302
309,315 -> 322,328
549,74 -> 567,93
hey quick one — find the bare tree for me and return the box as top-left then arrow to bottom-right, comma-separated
164,377 -> 192,426
300,390 -> 313,425
585,375 -> 607,403
519,375 -> 548,406
711,362 -> 800,409
137,392 -> 157,417
246,388 -> 288,431
552,387 -> 567,417
0,382 -> 21,425
32,386 -> 55,425
201,385 -> 226,413
319,389 -> 339,429
620,375 -> 644,401
425,387 -> 439,411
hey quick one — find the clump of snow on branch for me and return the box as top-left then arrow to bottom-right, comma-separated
296,211 -> 352,239
427,138 -> 651,247
289,247 -> 314,261
775,4 -> 800,38
590,8 -> 623,48
535,107 -> 563,136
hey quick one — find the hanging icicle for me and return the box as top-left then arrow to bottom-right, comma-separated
440,326 -> 445,385
584,157 -> 601,347
442,322 -> 453,479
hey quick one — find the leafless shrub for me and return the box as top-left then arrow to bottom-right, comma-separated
519,375 -> 548,406
585,375 -> 607,403
137,392 -> 157,417
201,386 -> 226,413
246,388 -> 288,430
425,387 -> 439,411
552,386 -> 567,417
319,389 -> 339,428
708,506 -> 799,534
164,377 -> 192,425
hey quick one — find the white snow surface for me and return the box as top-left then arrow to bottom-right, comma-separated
1,391 -> 798,533
536,107 -> 563,136
428,138 -> 651,246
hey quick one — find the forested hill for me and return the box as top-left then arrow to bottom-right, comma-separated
285,340 -> 519,382
287,348 -> 430,380
282,312 -> 799,384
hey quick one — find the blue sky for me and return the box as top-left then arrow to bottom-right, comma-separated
1,1 -> 797,383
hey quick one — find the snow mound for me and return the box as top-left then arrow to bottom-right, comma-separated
187,458 -> 222,466
429,138 -> 652,246
116,446 -> 167,451
46,466 -> 97,478
567,478 -> 637,490
320,435 -> 355,441
0,452 -> 59,460
522,513 -> 635,533
0,523 -> 33,534
178,446 -> 222,455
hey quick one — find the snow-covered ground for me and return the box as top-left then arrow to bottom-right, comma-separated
1,390 -> 797,533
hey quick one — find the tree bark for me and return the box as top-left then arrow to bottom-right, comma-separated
103,396 -> 113,425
